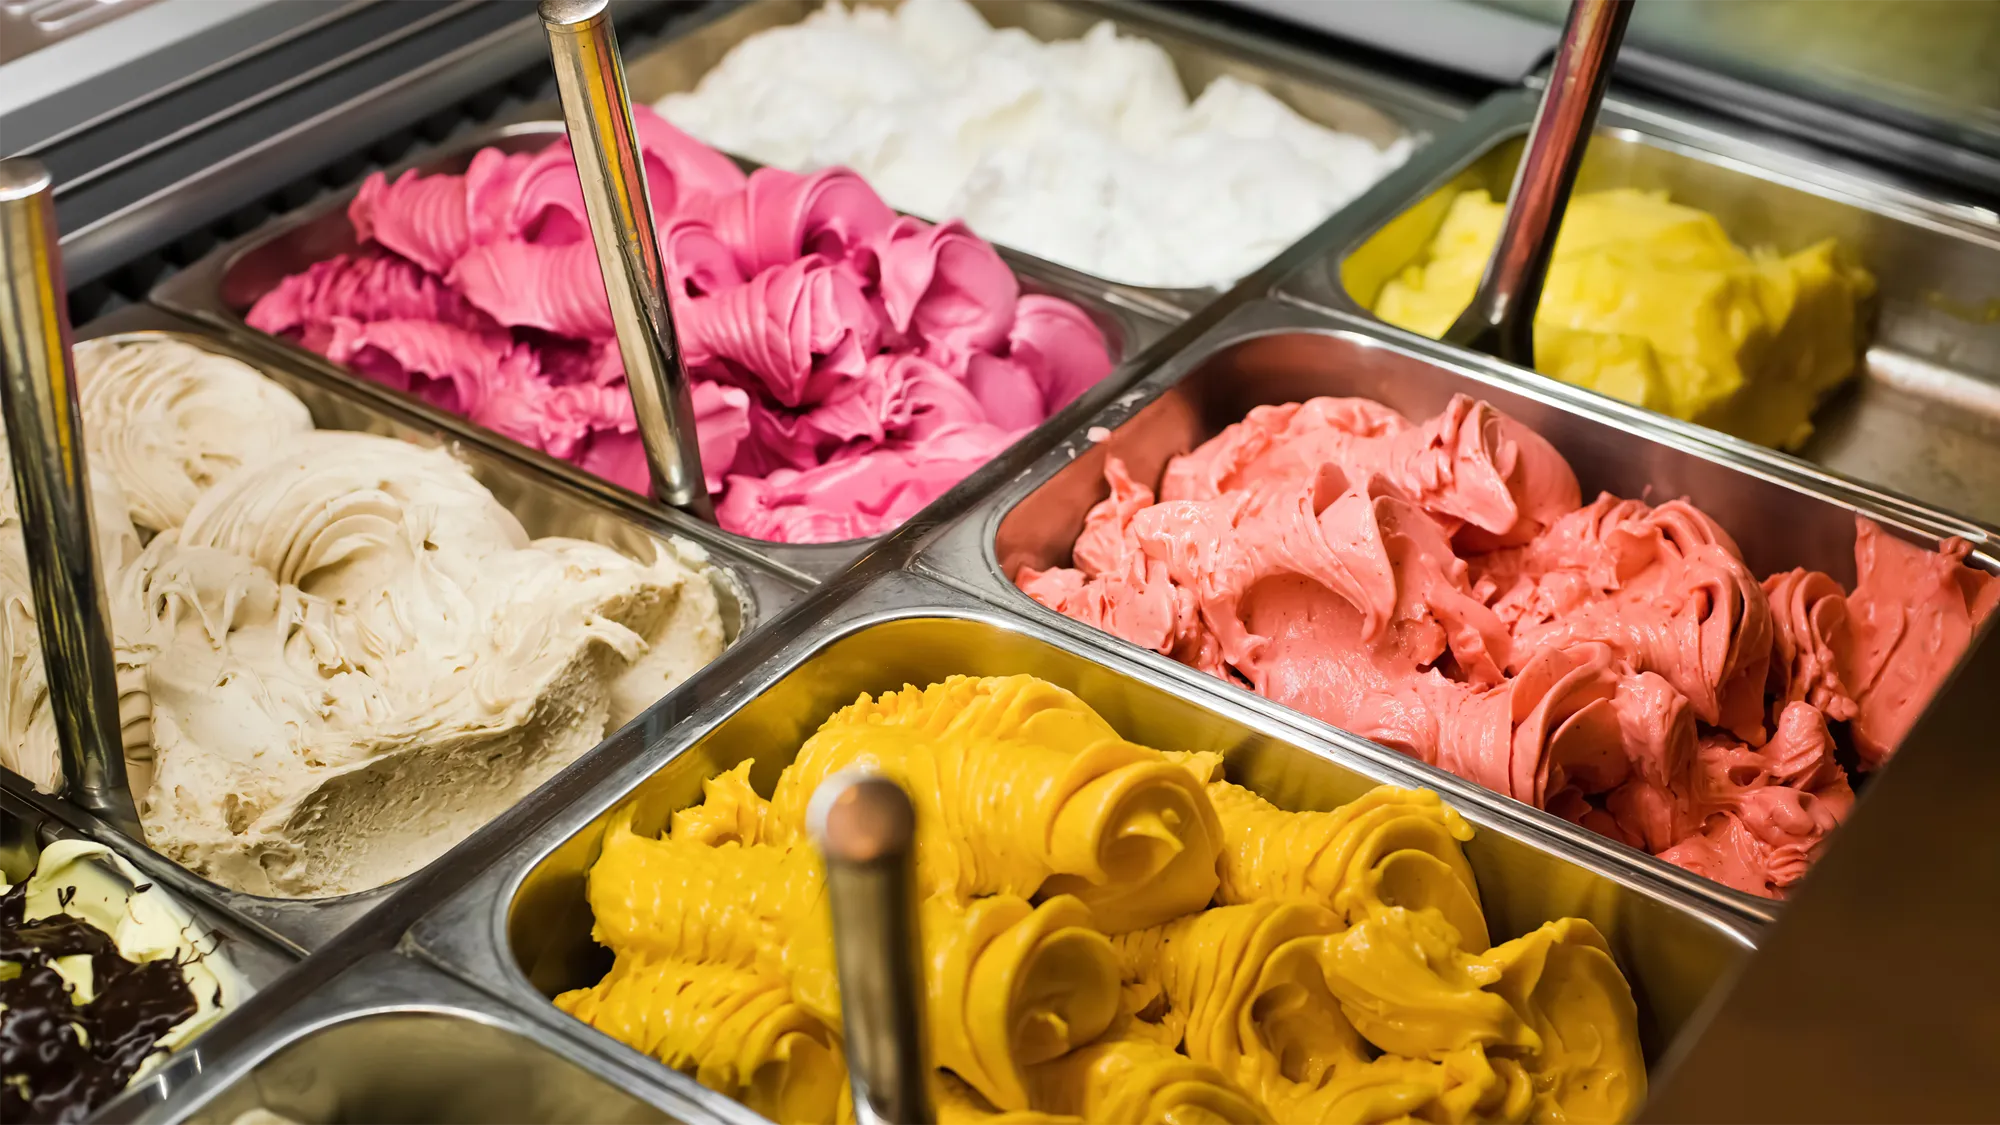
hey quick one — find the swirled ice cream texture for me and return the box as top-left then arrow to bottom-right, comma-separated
245,105 -> 1115,544
1018,394 -> 1995,898
656,0 -> 1413,289
2,338 -> 728,898
556,675 -> 1646,1124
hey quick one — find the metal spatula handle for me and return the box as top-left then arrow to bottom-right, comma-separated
1444,0 -> 1634,363
810,771 -> 934,1125
0,158 -> 142,838
540,0 -> 715,522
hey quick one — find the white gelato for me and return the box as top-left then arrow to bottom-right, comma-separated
658,0 -> 1414,289
1,338 -> 729,898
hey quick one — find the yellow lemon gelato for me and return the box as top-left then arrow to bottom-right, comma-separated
1374,187 -> 1875,449
555,675 -> 1648,1124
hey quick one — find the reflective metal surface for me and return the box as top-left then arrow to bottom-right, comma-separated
405,570 -> 1753,1125
811,774 -> 933,1125
1485,0 -> 2000,183
4,304 -> 805,952
136,954 -> 680,1125
0,157 -> 141,834
1283,88 -> 2000,529
1441,0 -> 1630,365
0,0 -> 161,66
149,119 -> 1172,582
914,297 -> 1997,923
621,0 -> 1466,317
542,0 -> 714,521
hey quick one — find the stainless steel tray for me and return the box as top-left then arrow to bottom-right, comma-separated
149,119 -> 1175,583
10,306 -> 808,952
913,297 -> 1999,925
1279,87 -> 2000,530
109,953 -> 687,1125
2,774 -> 302,1121
623,0 -> 1466,316
401,569 -> 1756,1125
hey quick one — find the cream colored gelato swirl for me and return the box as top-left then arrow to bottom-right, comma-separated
123,430 -> 719,897
73,337 -> 314,533
4,336 -> 730,899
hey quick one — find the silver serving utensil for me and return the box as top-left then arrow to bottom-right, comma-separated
539,0 -> 715,522
1443,0 -> 1634,364
0,157 -> 143,838
809,771 -> 934,1125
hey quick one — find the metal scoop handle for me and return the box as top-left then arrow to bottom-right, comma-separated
1444,0 -> 1634,364
0,158 -> 142,838
809,771 -> 934,1125
540,0 -> 715,522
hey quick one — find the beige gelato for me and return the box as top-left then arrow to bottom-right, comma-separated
1,338 -> 729,898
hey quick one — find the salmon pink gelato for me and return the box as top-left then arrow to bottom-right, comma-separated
1019,394 -> 1995,898
247,107 -> 1114,543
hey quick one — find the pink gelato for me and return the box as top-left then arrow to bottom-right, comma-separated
246,108 -> 1114,543
1019,393 -> 1996,898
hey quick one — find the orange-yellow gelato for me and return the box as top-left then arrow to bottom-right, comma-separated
555,674 -> 1647,1124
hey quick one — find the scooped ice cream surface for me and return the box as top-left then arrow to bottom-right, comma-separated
1019,394 -> 1994,898
657,0 -> 1414,289
1,338 -> 728,898
246,104 -> 1116,544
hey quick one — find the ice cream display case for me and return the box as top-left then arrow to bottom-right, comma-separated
6,305 -> 809,956
3,0 -> 1998,1122
379,571 -> 1757,1121
152,118 -> 1175,583
919,296 -> 1996,919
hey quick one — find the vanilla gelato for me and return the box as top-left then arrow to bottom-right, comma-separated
0,338 -> 729,898
657,0 -> 1414,289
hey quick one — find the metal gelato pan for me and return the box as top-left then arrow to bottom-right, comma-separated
623,0 -> 1465,316
403,570 -> 1755,1124
149,119 -> 1174,583
115,953 -> 683,1125
914,297 -> 1998,924
1280,87 -> 2000,529
9,307 -> 807,953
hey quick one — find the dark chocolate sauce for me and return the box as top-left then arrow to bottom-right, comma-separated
1,878 -> 198,1123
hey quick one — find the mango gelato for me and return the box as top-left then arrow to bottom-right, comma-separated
1374,188 -> 1875,449
555,674 -> 1647,1124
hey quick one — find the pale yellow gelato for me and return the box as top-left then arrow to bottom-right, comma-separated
1374,187 -> 1875,449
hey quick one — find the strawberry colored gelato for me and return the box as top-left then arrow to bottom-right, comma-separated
1019,394 -> 1996,898
246,107 -> 1114,543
